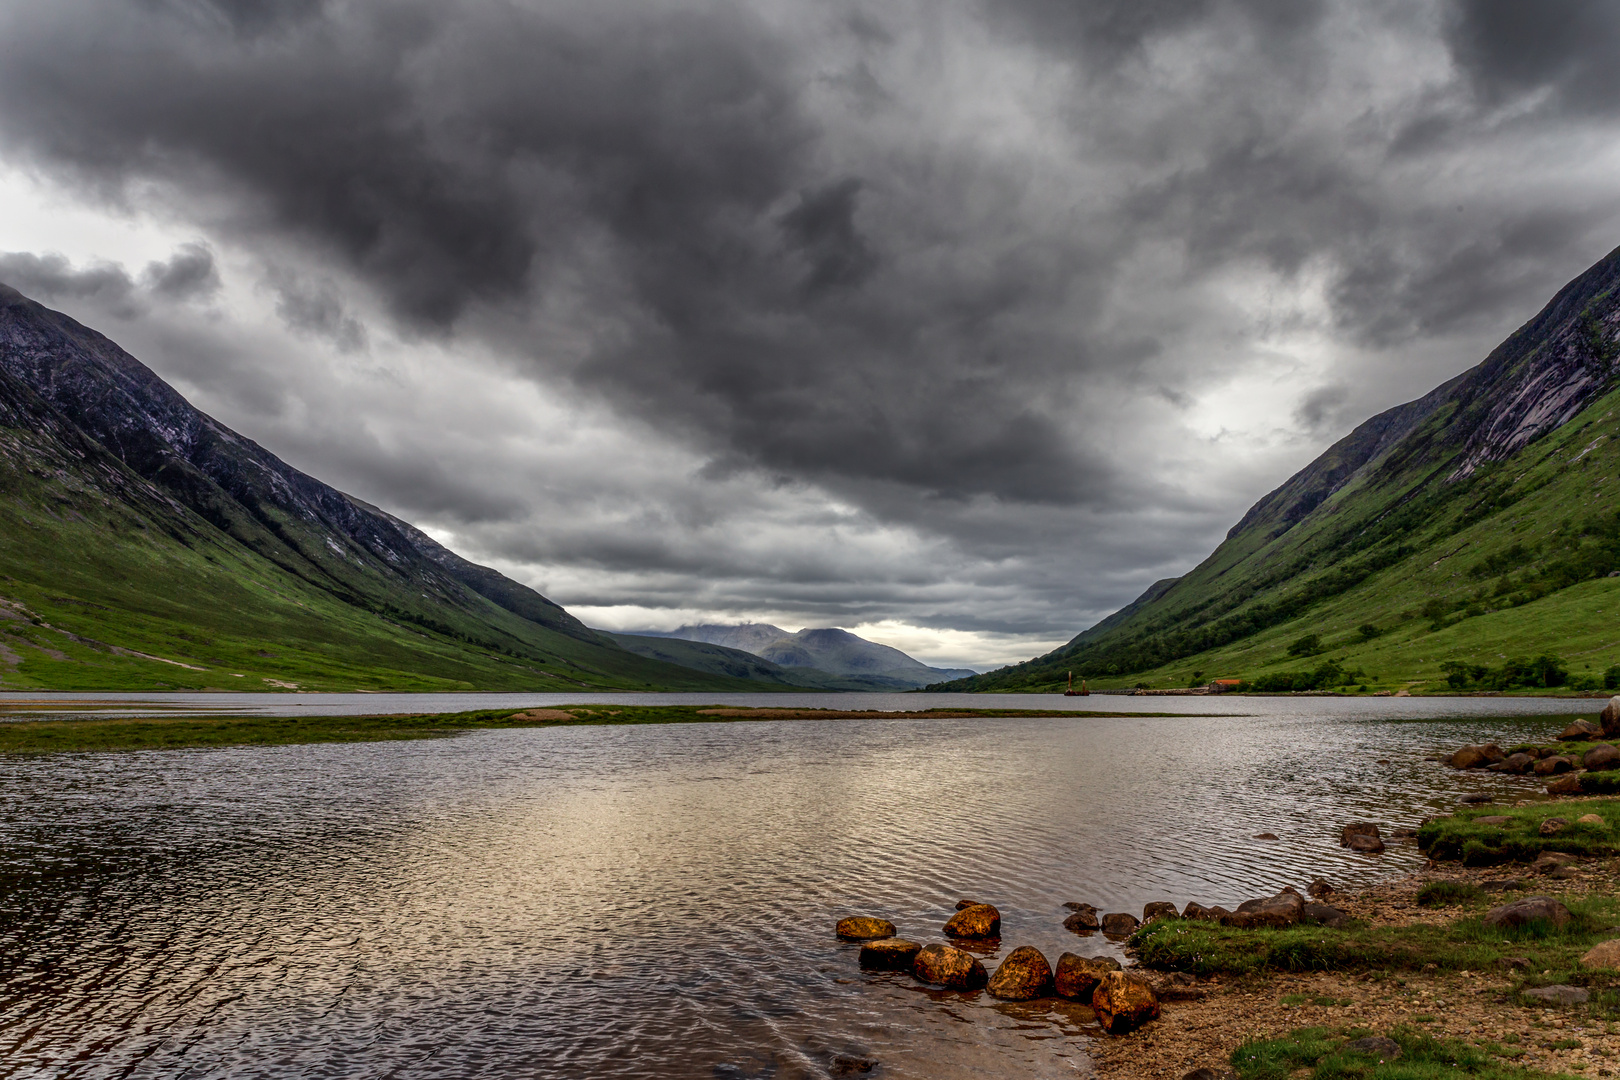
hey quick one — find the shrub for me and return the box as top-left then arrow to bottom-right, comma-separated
1288,633 -> 1322,657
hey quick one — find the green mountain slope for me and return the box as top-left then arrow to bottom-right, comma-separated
0,284 -> 759,692
938,245 -> 1620,695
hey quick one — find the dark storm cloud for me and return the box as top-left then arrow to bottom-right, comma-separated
0,245 -> 219,317
3,0 -> 1620,650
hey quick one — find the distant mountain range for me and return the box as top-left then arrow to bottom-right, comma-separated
936,244 -> 1620,694
615,623 -> 977,690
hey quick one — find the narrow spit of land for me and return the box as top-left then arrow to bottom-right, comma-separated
0,704 -> 1178,754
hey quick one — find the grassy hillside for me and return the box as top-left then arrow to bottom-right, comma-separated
939,247 -> 1620,695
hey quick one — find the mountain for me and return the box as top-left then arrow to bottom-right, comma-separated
938,244 -> 1620,694
0,282 -> 758,692
648,623 -> 977,689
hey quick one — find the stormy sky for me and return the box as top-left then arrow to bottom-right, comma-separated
2,0 -> 1619,669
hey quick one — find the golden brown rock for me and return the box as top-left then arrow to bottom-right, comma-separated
943,903 -> 1000,939
986,945 -> 1053,1000
1091,971 -> 1160,1034
1581,939 -> 1620,969
836,916 -> 897,941
859,938 -> 922,970
1101,911 -> 1140,937
1546,774 -> 1583,795
1054,952 -> 1120,999
1578,813 -> 1606,826
912,943 -> 988,990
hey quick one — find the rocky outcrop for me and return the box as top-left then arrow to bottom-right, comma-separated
1221,891 -> 1304,929
1054,953 -> 1121,999
912,944 -> 988,990
836,917 -> 896,941
1092,971 -> 1160,1034
859,939 -> 922,970
943,903 -> 1000,939
1101,912 -> 1141,937
1482,896 -> 1572,930
986,946 -> 1053,1000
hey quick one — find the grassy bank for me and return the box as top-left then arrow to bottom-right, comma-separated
1419,799 -> 1620,864
0,704 -> 1157,754
1232,1025 -> 1579,1080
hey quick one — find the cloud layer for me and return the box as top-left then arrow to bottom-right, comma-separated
1,0 -> 1619,668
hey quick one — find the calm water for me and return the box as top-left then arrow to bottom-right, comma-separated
0,695 -> 1601,1079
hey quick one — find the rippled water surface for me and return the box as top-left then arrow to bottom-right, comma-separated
0,695 -> 1599,1078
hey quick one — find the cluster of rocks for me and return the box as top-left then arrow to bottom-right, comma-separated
1063,881 -> 1349,936
1447,697 -> 1620,794
835,901 -> 1162,1034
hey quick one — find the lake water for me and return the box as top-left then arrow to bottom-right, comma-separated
0,694 -> 1602,1079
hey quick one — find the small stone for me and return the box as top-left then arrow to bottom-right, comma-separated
1143,901 -> 1179,922
954,898 -> 983,911
1252,833 -> 1280,840
1063,905 -> 1099,933
1585,745 -> 1620,770
1101,912 -> 1140,937
1532,852 -> 1573,874
1345,1036 -> 1402,1061
1540,817 -> 1569,836
986,945 -> 1053,1000
829,1055 -> 877,1077
943,903 -> 1000,939
1091,971 -> 1160,1034
859,938 -> 922,970
1582,940 -> 1620,969
1523,984 -> 1590,1006
1053,952 -> 1120,999
1499,956 -> 1531,969
1482,896 -> 1572,930
1548,864 -> 1579,880
1341,822 -> 1381,845
1181,901 -> 1221,920
911,943 -> 988,990
1578,813 -> 1606,826
1347,833 -> 1386,853
1302,902 -> 1349,927
1306,879 -> 1334,899
1547,774 -> 1584,795
836,917 -> 897,941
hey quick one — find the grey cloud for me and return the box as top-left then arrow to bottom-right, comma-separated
0,251 -> 138,315
266,268 -> 368,352
143,242 -> 221,301
1446,0 -> 1620,112
1294,383 -> 1349,432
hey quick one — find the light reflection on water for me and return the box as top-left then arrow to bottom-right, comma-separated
0,697 -> 1596,1078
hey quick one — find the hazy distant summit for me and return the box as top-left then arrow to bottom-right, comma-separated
646,623 -> 977,688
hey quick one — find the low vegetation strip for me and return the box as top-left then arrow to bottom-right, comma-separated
0,704 -> 1164,754
1419,800 -> 1620,864
1231,1025 -> 1579,1080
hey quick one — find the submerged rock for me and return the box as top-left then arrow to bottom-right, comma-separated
1064,910 -> 1099,934
943,903 -> 1000,939
1482,896 -> 1572,930
1054,953 -> 1120,999
986,946 -> 1053,1000
1489,753 -> 1534,773
836,917 -> 897,941
859,939 -> 922,970
1100,912 -> 1140,937
1091,971 -> 1160,1034
1346,833 -> 1386,853
912,943 -> 988,990
1340,823 -> 1381,845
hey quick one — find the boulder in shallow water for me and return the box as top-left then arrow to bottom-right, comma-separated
1054,952 -> 1120,999
1101,912 -> 1140,937
1346,833 -> 1386,853
911,943 -> 988,990
1143,901 -> 1179,922
836,917 -> 896,941
955,898 -> 984,911
1483,895 -> 1572,930
1341,822 -> 1381,845
1091,971 -> 1160,1034
1534,756 -> 1574,776
1546,775 -> 1583,795
859,939 -> 922,970
1561,719 -> 1603,740
1602,696 -> 1620,737
986,946 -> 1054,1000
1306,879 -> 1334,899
943,903 -> 1000,939
1064,910 -> 1099,934
1222,891 -> 1304,929
1182,901 -> 1223,920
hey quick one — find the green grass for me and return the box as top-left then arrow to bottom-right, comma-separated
1132,894 -> 1620,990
1231,1026 -> 1580,1080
0,704 -> 1147,753
1416,881 -> 1486,907
1419,800 -> 1620,864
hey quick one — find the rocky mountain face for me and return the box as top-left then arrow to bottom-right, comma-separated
654,623 -> 977,687
0,282 -> 742,690
941,244 -> 1620,692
